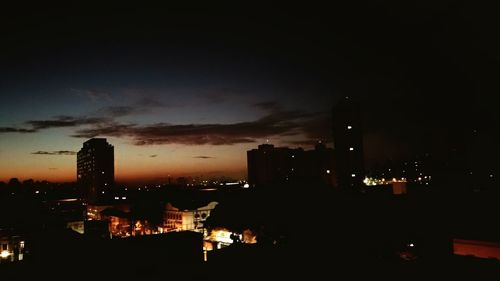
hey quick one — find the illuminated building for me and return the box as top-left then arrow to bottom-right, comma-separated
0,230 -> 25,263
333,97 -> 365,189
247,143 -> 334,187
164,201 -> 218,234
77,138 -> 114,204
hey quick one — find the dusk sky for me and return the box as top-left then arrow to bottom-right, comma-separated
1,4 -> 498,183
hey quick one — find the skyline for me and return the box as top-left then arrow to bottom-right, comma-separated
1,5 -> 498,183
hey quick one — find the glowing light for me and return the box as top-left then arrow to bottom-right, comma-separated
114,197 -> 119,200
409,243 -> 414,247
0,250 -> 10,258
349,147 -> 354,151
211,229 -> 235,244
243,183 -> 250,188
121,197 -> 126,200
347,125 -> 352,130
326,170 -> 331,174
351,174 -> 356,177
224,182 -> 239,186
35,190 -> 39,194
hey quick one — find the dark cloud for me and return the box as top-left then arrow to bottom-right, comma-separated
287,140 -> 324,147
149,154 -> 158,158
71,123 -> 136,138
254,101 -> 281,111
0,127 -> 37,133
27,116 -> 108,130
72,109 -> 316,145
136,97 -> 168,108
193,156 -> 215,159
96,106 -> 140,117
72,88 -> 112,102
300,112 -> 332,142
32,150 -> 77,155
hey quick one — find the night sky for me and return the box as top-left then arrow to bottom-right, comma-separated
1,4 -> 498,183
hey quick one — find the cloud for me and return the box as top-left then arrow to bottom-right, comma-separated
0,127 -> 37,133
1,95 -> 171,135
136,97 -> 168,108
95,106 -> 141,117
254,101 -> 281,111
72,88 -> 112,102
299,112 -> 332,142
71,108 -> 315,145
193,156 -> 215,159
149,154 -> 158,158
27,116 -> 109,130
49,167 -> 58,170
32,150 -> 77,155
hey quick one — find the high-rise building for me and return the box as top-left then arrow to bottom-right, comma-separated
333,96 -> 365,189
247,143 -> 334,188
77,138 -> 114,203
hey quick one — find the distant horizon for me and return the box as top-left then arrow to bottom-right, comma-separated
0,140 -> 334,184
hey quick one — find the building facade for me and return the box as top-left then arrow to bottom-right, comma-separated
333,97 -> 365,189
77,138 -> 115,204
247,143 -> 334,188
164,201 -> 218,234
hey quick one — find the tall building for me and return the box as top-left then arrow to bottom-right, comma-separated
333,97 -> 365,189
77,138 -> 114,203
247,143 -> 334,188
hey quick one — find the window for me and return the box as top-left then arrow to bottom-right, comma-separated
349,147 -> 354,151
347,125 -> 352,130
351,174 -> 356,178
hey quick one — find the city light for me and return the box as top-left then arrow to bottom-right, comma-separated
347,125 -> 352,130
326,170 -> 331,174
349,147 -> 354,151
0,250 -> 10,258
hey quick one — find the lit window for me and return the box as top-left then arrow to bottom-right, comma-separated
326,170 -> 331,174
347,125 -> 352,130
351,174 -> 356,177
349,147 -> 354,151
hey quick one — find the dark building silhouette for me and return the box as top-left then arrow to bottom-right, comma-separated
247,143 -> 334,187
77,138 -> 114,203
333,97 -> 365,189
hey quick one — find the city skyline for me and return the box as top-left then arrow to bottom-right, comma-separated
1,6 -> 498,183
2,5 -> 500,277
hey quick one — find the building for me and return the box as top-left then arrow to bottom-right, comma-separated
332,96 -> 365,189
164,201 -> 218,234
77,138 -> 115,204
247,143 -> 334,188
0,229 -> 25,263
